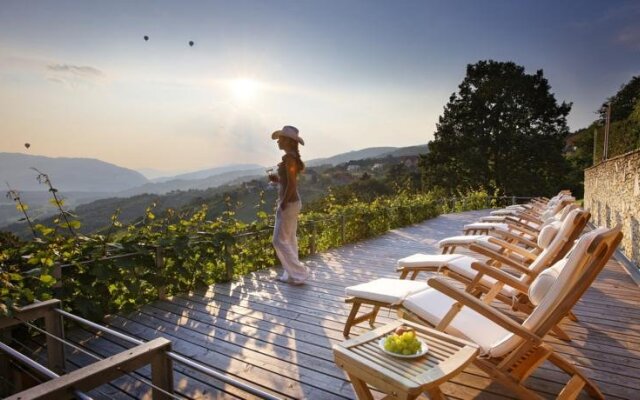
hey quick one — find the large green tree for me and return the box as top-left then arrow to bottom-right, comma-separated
421,60 -> 572,196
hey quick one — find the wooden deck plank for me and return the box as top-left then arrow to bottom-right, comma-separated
31,209 -> 639,399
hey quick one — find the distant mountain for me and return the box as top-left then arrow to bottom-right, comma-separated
151,163 -> 263,183
1,144 -> 428,232
0,153 -> 148,192
117,167 -> 265,196
138,167 -> 189,180
380,145 -> 428,158
306,147 -> 397,167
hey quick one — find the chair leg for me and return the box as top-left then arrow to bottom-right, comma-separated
344,301 -> 362,337
548,352 -> 605,400
344,301 -> 386,337
566,311 -> 579,322
368,306 -> 380,327
551,325 -> 572,342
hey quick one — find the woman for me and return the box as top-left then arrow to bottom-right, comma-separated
268,125 -> 310,285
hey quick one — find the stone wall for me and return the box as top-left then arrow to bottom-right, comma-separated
584,149 -> 640,268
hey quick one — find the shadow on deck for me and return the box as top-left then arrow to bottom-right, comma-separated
61,210 -> 640,399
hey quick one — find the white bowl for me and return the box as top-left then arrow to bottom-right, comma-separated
378,336 -> 429,359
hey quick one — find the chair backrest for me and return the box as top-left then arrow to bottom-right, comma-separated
540,196 -> 575,220
541,203 -> 578,227
487,225 -> 621,358
531,225 -> 622,338
517,208 -> 588,282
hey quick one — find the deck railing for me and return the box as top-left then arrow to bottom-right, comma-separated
0,300 -> 281,399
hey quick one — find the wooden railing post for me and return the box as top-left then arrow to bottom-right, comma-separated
512,195 -> 516,205
151,341 -> 174,400
156,246 -> 166,300
0,300 -> 66,375
44,305 -> 66,374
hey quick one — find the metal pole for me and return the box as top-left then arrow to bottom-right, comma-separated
603,103 -> 611,160
593,127 -> 598,165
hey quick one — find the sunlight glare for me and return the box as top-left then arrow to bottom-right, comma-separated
230,78 -> 259,102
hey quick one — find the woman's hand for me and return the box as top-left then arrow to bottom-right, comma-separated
268,174 -> 279,183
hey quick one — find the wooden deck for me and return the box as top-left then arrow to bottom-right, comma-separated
35,210 -> 640,399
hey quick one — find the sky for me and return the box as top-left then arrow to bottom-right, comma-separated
1,1 -> 639,176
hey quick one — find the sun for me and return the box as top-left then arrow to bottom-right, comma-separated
230,78 -> 259,102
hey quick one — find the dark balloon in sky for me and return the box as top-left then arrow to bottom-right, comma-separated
189,41 -> 194,47
144,35 -> 149,41
24,143 -> 30,149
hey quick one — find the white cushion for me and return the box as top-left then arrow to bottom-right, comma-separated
345,278 -> 429,304
525,208 -> 582,277
464,222 -> 510,232
536,223 -> 559,249
397,253 -> 463,268
490,209 -> 518,216
480,216 -> 506,222
403,289 -> 513,356
439,235 -> 493,248
528,259 -> 566,306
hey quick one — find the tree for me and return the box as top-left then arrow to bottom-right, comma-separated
421,60 -> 572,196
599,75 -> 640,123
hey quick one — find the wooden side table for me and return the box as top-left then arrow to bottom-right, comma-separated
333,319 -> 479,400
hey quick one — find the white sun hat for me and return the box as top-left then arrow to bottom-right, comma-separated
271,125 -> 304,145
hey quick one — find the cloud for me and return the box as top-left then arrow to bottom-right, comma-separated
46,63 -> 105,87
47,64 -> 104,77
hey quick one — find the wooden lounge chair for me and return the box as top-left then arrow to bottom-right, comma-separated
489,192 -> 574,218
394,225 -> 622,399
442,203 -> 581,256
342,209 -> 589,338
468,203 -> 579,240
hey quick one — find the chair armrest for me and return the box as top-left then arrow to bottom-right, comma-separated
427,277 -> 543,344
493,230 -> 540,251
514,211 -> 543,225
486,237 -> 537,262
470,262 -> 529,293
468,243 -> 532,275
504,217 -> 541,235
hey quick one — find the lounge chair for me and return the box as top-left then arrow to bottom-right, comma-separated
438,204 -> 578,254
393,225 -> 622,399
342,208 -> 590,338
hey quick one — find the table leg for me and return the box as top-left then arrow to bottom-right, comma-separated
347,372 -> 375,400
